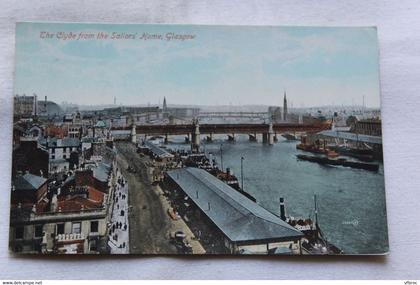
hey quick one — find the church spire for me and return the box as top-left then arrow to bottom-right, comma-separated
163,96 -> 167,112
283,90 -> 288,121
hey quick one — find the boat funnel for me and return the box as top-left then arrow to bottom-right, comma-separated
280,197 -> 286,221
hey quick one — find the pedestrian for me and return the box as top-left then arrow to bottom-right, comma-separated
124,224 -> 127,231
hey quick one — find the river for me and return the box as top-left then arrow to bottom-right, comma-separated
165,134 -> 389,254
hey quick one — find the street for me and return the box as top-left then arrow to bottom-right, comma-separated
115,141 -> 177,254
108,169 -> 129,254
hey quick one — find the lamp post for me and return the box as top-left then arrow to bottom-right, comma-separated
220,144 -> 224,171
240,156 -> 244,191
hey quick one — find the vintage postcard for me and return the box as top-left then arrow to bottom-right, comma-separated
10,22 -> 388,255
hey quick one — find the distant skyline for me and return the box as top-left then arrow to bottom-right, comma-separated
15,23 -> 381,108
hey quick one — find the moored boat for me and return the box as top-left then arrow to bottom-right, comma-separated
282,133 -> 298,141
296,154 -> 379,171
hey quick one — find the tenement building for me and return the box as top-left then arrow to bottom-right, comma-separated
9,160 -> 115,254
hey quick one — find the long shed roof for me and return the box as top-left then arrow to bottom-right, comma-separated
144,141 -> 174,158
167,167 -> 303,243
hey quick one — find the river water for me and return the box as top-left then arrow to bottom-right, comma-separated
165,134 -> 389,254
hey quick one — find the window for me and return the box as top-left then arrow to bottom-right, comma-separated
72,222 -> 81,234
15,227 -> 24,239
51,147 -> 55,154
34,225 -> 43,238
56,223 -> 64,235
90,221 -> 99,233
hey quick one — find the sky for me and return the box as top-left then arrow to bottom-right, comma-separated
14,23 -> 381,108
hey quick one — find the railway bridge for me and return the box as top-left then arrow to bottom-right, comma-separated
111,122 -> 331,150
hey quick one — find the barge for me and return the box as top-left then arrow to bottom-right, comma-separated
329,145 -> 374,162
282,133 -> 299,141
296,154 -> 379,172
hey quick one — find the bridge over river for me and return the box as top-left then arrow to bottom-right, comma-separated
111,122 -> 331,148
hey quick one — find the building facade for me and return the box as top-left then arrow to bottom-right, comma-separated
14,94 -> 38,117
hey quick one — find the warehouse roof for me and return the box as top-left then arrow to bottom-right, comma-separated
167,167 -> 303,243
144,141 -> 174,158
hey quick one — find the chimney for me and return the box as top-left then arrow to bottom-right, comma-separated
33,93 -> 38,116
279,197 -> 286,221
50,193 -> 58,212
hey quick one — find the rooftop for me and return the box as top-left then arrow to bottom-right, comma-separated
95,120 -> 107,128
81,137 -> 95,143
167,167 -> 303,243
58,196 -> 103,212
38,137 -> 80,148
144,141 -> 174,158
93,162 -> 111,182
318,130 -> 382,144
14,173 -> 47,191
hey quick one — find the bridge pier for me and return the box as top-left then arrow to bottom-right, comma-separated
274,133 -> 278,142
164,133 -> 169,144
185,134 -> 190,143
249,133 -> 257,142
206,133 -> 213,142
268,133 -> 274,145
228,134 -> 235,142
191,119 -> 200,153
268,122 -> 274,145
130,124 -> 137,144
263,122 -> 274,145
